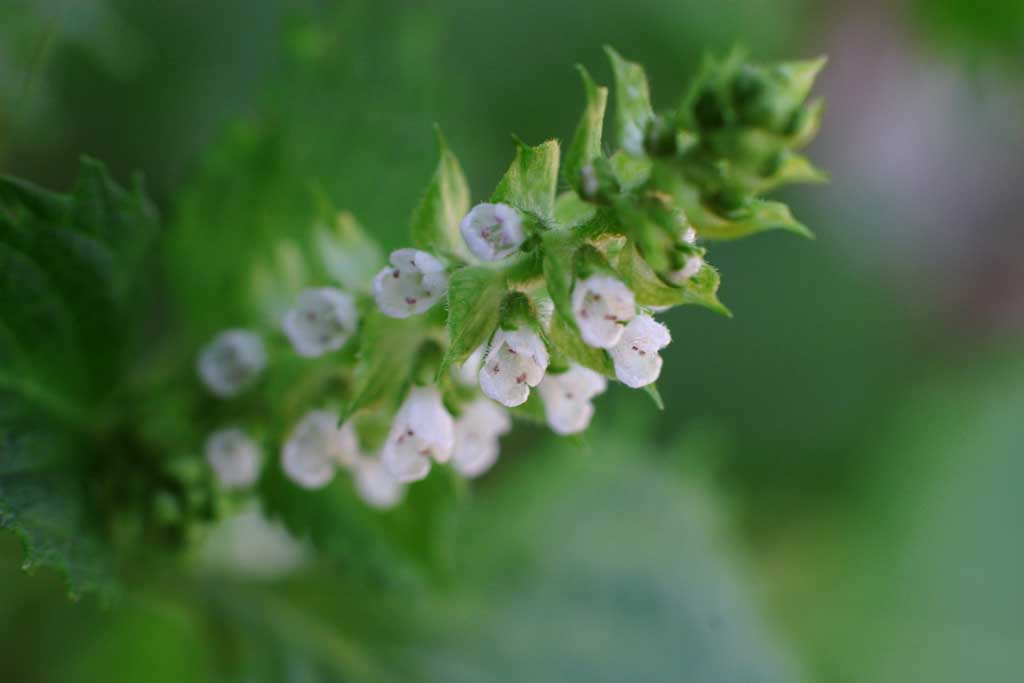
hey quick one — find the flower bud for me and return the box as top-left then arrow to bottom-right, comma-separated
205,428 -> 261,489
381,387 -> 455,483
283,287 -> 358,358
668,254 -> 704,283
352,457 -> 405,509
478,326 -> 549,407
451,398 -> 512,478
281,411 -> 359,489
537,364 -> 607,435
372,248 -> 447,318
460,203 -> 525,261
571,275 -> 636,349
609,314 -> 671,388
197,329 -> 267,398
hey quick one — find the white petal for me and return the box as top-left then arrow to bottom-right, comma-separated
197,330 -> 267,398
609,315 -> 671,388
382,387 -> 455,482
281,410 -> 347,489
373,249 -> 448,319
460,203 -> 525,261
353,457 -> 405,509
283,287 -> 358,357
205,428 -> 261,488
478,327 -> 549,407
537,365 -> 607,435
572,275 -> 636,349
452,398 -> 510,477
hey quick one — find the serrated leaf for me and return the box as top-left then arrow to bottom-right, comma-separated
618,240 -> 730,316
411,126 -> 471,259
548,312 -> 615,378
437,267 -> 507,378
344,311 -> 428,419
0,424 -> 114,600
491,138 -> 560,220
563,66 -> 608,194
605,46 -> 654,156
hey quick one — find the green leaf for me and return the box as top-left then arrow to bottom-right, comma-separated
609,150 -> 652,191
344,311 -> 428,419
437,267 -> 507,378
553,191 -> 596,229
540,230 -> 578,330
604,46 -> 654,155
0,424 -> 114,600
563,66 -> 608,194
759,151 -> 829,192
774,55 -> 828,105
642,383 -> 665,411
410,126 -> 471,258
675,179 -> 813,240
618,240 -> 730,316
491,138 -> 560,220
548,312 -> 614,378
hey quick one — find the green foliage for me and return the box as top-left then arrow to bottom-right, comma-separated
438,267 -> 506,377
491,138 -> 561,221
410,127 -> 471,260
563,66 -> 608,194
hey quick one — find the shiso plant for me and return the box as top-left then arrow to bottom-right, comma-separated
0,47 -> 825,598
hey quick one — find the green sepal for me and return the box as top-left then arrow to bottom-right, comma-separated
618,240 -> 730,316
573,243 -> 616,280
563,65 -> 608,195
436,266 -> 507,379
548,312 -> 615,378
643,383 -> 665,411
540,230 -> 579,332
604,46 -> 654,155
491,137 -> 560,220
497,291 -> 538,332
671,177 -> 813,241
410,125 -> 471,259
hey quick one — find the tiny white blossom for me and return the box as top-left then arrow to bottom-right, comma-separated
668,253 -> 704,284
281,411 -> 359,489
609,314 -> 672,388
455,344 -> 486,386
382,387 -> 455,483
460,202 -> 525,261
205,428 -> 261,489
283,287 -> 358,358
352,457 -> 405,509
572,275 -> 636,349
451,398 -> 512,478
372,248 -> 447,318
478,326 -> 549,407
197,329 -> 267,398
537,364 -> 608,435
683,226 -> 697,245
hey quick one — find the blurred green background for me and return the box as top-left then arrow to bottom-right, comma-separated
1,0 -> 1021,681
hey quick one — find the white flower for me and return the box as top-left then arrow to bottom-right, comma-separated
381,387 -> 455,483
283,287 -> 358,358
609,314 -> 671,388
683,226 -> 697,245
372,248 -> 447,318
572,275 -> 636,349
451,399 -> 512,478
537,364 -> 608,435
460,202 -> 525,261
455,344 -> 486,386
478,326 -> 549,407
197,329 -> 267,398
352,457 -> 405,509
281,411 -> 359,489
668,253 -> 704,283
205,428 -> 261,489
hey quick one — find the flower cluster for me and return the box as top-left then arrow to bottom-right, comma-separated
194,48 -> 824,509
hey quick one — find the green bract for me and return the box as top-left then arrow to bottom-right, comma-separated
0,48 -> 825,597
